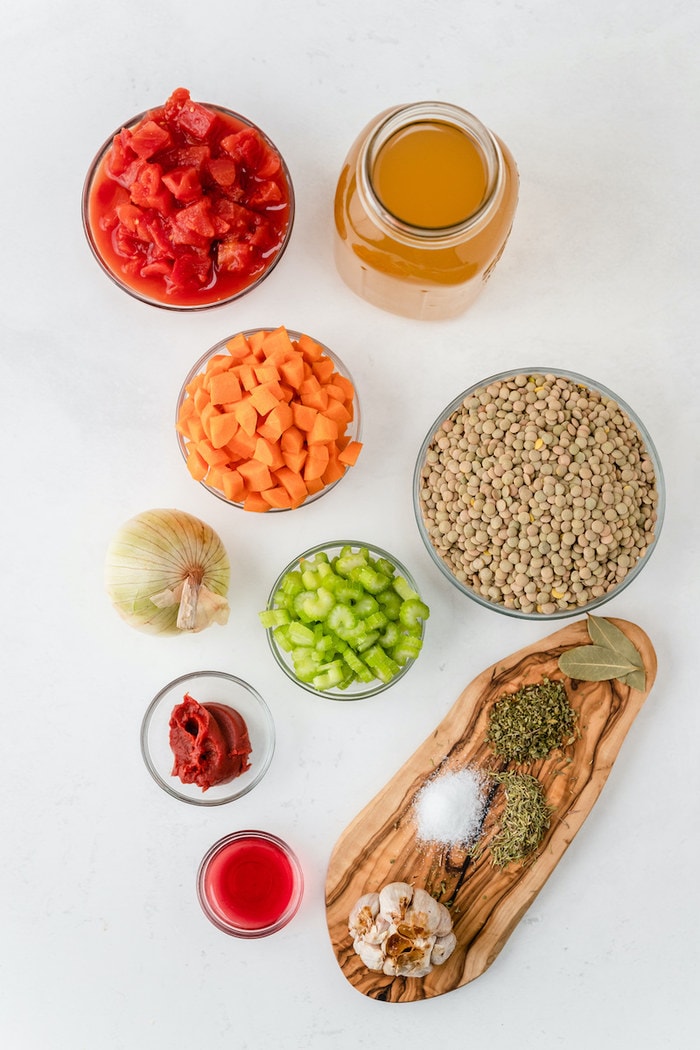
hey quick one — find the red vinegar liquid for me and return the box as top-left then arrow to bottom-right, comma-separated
204,834 -> 297,930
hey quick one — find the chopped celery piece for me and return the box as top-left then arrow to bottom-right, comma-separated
377,589 -> 402,620
258,608 -> 291,629
399,598 -> 430,629
287,621 -> 316,647
353,565 -> 391,594
392,634 -> 423,665
393,575 -> 420,602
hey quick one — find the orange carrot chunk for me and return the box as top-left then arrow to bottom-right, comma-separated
338,439 -> 363,466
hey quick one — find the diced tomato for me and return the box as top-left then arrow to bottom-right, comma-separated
246,179 -> 283,209
128,119 -> 172,159
115,203 -> 147,238
142,215 -> 174,258
207,156 -> 238,187
163,87 -> 191,121
161,166 -> 201,202
220,127 -> 264,169
176,100 -> 218,140
141,259 -> 172,278
169,249 -> 212,291
217,238 -> 261,274
175,199 -> 216,238
175,145 -> 211,171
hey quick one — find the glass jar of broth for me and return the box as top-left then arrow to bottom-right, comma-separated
333,102 -> 519,320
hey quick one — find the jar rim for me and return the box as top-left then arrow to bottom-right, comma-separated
360,101 -> 503,241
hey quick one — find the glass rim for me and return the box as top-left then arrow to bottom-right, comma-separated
196,830 -> 304,938
81,102 -> 295,311
265,539 -> 425,699
412,366 -> 665,621
175,329 -> 362,511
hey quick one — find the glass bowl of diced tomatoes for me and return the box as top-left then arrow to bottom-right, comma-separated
175,326 -> 363,512
82,87 -> 295,310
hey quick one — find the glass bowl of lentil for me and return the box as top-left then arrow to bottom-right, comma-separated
412,369 -> 664,619
262,540 -> 429,699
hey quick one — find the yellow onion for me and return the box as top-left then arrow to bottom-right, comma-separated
105,508 -> 230,635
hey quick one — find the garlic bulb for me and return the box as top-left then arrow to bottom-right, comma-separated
105,508 -> 230,635
348,881 -> 457,978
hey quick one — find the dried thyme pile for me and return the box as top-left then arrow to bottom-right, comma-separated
488,771 -> 552,867
486,677 -> 577,763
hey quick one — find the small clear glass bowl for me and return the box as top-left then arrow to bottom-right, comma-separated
82,103 -> 294,310
264,540 -> 426,700
196,830 -> 304,938
413,368 -> 665,620
140,670 -> 275,806
176,329 -> 362,511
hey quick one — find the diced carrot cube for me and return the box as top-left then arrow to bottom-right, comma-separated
307,413 -> 338,445
322,454 -> 346,485
303,444 -> 330,481
209,370 -> 242,405
196,440 -> 230,468
278,354 -> 305,388
225,429 -> 257,460
253,434 -> 282,469
225,332 -> 252,362
311,356 -> 335,384
204,353 -> 234,377
282,448 -> 307,474
208,411 -> 239,449
248,381 -> 282,415
186,446 -> 208,482
221,467 -> 246,503
292,402 -> 317,432
331,373 -> 355,402
238,363 -> 257,391
255,363 -> 280,384
237,458 -> 272,492
246,330 -> 268,359
305,477 -> 325,495
295,333 -> 324,362
194,385 -> 210,413
243,491 -> 270,513
338,439 -> 363,466
324,397 -> 353,427
274,466 -> 308,506
257,401 -> 294,443
260,486 -> 294,510
261,326 -> 296,361
280,425 -> 304,453
200,401 -> 222,440
232,397 -> 258,436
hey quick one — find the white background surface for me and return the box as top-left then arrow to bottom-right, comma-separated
2,1 -> 699,1047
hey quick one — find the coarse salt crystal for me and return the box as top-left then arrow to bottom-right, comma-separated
414,766 -> 487,848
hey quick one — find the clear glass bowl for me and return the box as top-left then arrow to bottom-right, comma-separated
82,103 -> 294,310
264,540 -> 427,699
176,329 -> 362,511
196,830 -> 303,938
413,368 -> 665,620
140,670 -> 275,805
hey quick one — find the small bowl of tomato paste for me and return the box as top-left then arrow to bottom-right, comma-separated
82,87 -> 294,310
140,670 -> 275,806
197,830 -> 304,938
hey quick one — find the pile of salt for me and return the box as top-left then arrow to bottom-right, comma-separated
414,767 -> 487,848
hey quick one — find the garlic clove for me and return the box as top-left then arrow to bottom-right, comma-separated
431,930 -> 457,967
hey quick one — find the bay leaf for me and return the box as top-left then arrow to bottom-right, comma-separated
622,666 -> 647,691
586,615 -> 643,669
558,644 -> 640,682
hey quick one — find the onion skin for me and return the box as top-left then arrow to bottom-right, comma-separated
105,508 -> 230,635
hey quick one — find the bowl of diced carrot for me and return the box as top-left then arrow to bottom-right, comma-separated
175,326 -> 363,512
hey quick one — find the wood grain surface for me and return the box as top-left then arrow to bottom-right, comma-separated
325,617 -> 657,1002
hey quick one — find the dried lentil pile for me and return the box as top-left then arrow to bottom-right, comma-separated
418,373 -> 659,614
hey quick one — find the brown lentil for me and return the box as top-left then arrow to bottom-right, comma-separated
418,373 -> 659,614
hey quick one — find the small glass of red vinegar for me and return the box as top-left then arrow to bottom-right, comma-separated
197,831 -> 304,937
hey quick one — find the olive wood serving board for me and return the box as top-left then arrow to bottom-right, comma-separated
325,617 -> 656,1002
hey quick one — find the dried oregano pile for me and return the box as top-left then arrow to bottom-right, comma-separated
418,373 -> 659,614
486,677 -> 578,763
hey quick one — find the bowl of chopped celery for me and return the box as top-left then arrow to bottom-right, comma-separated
260,541 -> 430,699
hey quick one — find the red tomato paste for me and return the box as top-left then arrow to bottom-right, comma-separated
85,87 -> 293,307
203,834 -> 298,931
169,693 -> 252,790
